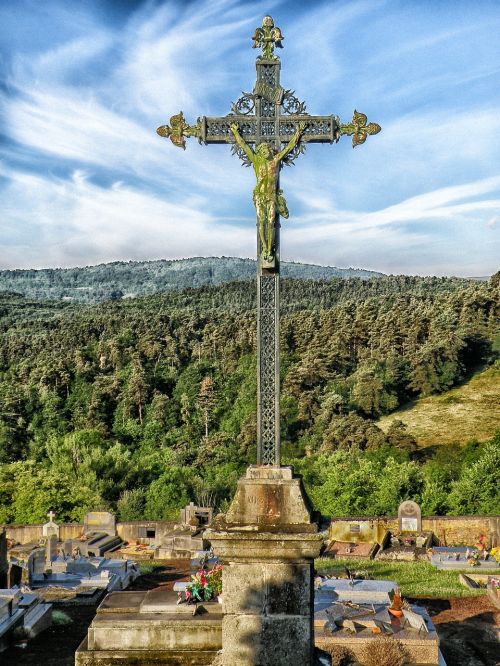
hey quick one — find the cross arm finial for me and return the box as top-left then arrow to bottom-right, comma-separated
339,110 -> 381,148
252,16 -> 284,60
156,111 -> 202,150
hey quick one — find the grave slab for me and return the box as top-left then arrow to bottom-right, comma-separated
315,579 -> 396,606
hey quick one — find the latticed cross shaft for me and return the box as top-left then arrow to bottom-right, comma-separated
156,15 -> 380,467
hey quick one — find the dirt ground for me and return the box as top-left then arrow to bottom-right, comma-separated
413,595 -> 500,666
2,564 -> 498,665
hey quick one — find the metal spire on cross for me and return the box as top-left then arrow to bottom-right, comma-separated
157,15 -> 380,466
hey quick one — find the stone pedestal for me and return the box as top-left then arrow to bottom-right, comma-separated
206,466 -> 323,666
75,590 -> 222,665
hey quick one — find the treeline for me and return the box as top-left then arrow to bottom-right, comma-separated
0,256 -> 382,303
0,274 -> 498,524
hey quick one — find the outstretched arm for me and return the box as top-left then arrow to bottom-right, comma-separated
230,123 -> 254,163
276,121 -> 306,162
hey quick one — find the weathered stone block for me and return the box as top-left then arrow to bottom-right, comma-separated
223,466 -> 312,528
88,614 -> 222,651
76,636 -> 219,666
222,561 -> 311,616
222,615 -> 312,666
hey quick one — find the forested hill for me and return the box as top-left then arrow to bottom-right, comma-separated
0,274 -> 498,524
0,257 -> 383,303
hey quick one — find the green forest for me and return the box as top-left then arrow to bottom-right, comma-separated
0,256 -> 382,303
0,272 -> 498,525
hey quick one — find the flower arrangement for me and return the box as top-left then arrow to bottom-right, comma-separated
185,564 -> 223,603
490,547 -> 500,564
467,550 -> 480,567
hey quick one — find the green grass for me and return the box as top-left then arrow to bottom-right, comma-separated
378,364 -> 500,447
315,557 -> 500,598
138,561 -> 167,575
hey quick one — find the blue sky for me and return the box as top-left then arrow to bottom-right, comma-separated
1,0 -> 499,276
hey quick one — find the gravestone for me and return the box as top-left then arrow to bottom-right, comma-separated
180,502 -> 213,527
84,511 -> 116,536
42,510 -> 60,539
398,500 -> 421,533
44,534 -> 58,569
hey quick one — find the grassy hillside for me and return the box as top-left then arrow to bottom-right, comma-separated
378,364 -> 500,447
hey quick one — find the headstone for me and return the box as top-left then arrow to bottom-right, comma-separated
403,608 -> 429,633
83,511 -> 116,536
45,534 -> 58,569
398,500 -> 421,533
180,502 -> 213,527
42,510 -> 60,539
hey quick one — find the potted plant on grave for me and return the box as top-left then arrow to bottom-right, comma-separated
185,564 -> 223,603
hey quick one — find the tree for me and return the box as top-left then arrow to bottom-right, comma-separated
448,436 -> 500,515
117,488 -> 146,521
386,421 -> 417,453
196,376 -> 216,438
144,467 -> 192,520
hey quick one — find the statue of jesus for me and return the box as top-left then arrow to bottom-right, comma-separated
230,121 -> 306,263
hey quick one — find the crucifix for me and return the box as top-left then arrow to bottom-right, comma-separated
157,15 -> 380,467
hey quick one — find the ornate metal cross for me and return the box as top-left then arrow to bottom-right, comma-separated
157,15 -> 380,466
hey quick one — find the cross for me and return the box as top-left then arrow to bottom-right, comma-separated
47,510 -> 56,522
157,15 -> 380,466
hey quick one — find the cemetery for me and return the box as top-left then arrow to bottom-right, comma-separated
0,9 -> 498,666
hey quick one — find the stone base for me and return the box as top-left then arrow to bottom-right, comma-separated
221,466 -> 315,531
206,465 -> 323,666
75,590 -> 222,666
76,636 -> 218,666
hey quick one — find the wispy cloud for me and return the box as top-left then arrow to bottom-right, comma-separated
0,0 -> 499,276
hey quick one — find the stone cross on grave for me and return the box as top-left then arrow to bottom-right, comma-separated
47,510 -> 56,522
157,15 -> 380,466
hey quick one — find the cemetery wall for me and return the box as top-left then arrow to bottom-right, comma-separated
2,520 -> 177,545
3,523 -> 83,544
329,515 -> 500,546
3,515 -> 499,547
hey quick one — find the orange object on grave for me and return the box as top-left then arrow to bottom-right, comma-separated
388,587 -> 404,618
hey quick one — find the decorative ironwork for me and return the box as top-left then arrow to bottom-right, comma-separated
261,122 -> 276,137
339,109 -> 381,147
258,275 -> 278,464
231,93 -> 255,116
260,64 -> 278,85
281,90 -> 307,115
252,16 -> 284,60
281,142 -> 307,167
231,144 -> 252,167
261,100 -> 275,117
156,112 -> 202,150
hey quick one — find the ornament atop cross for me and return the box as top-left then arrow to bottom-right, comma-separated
157,16 -> 380,465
